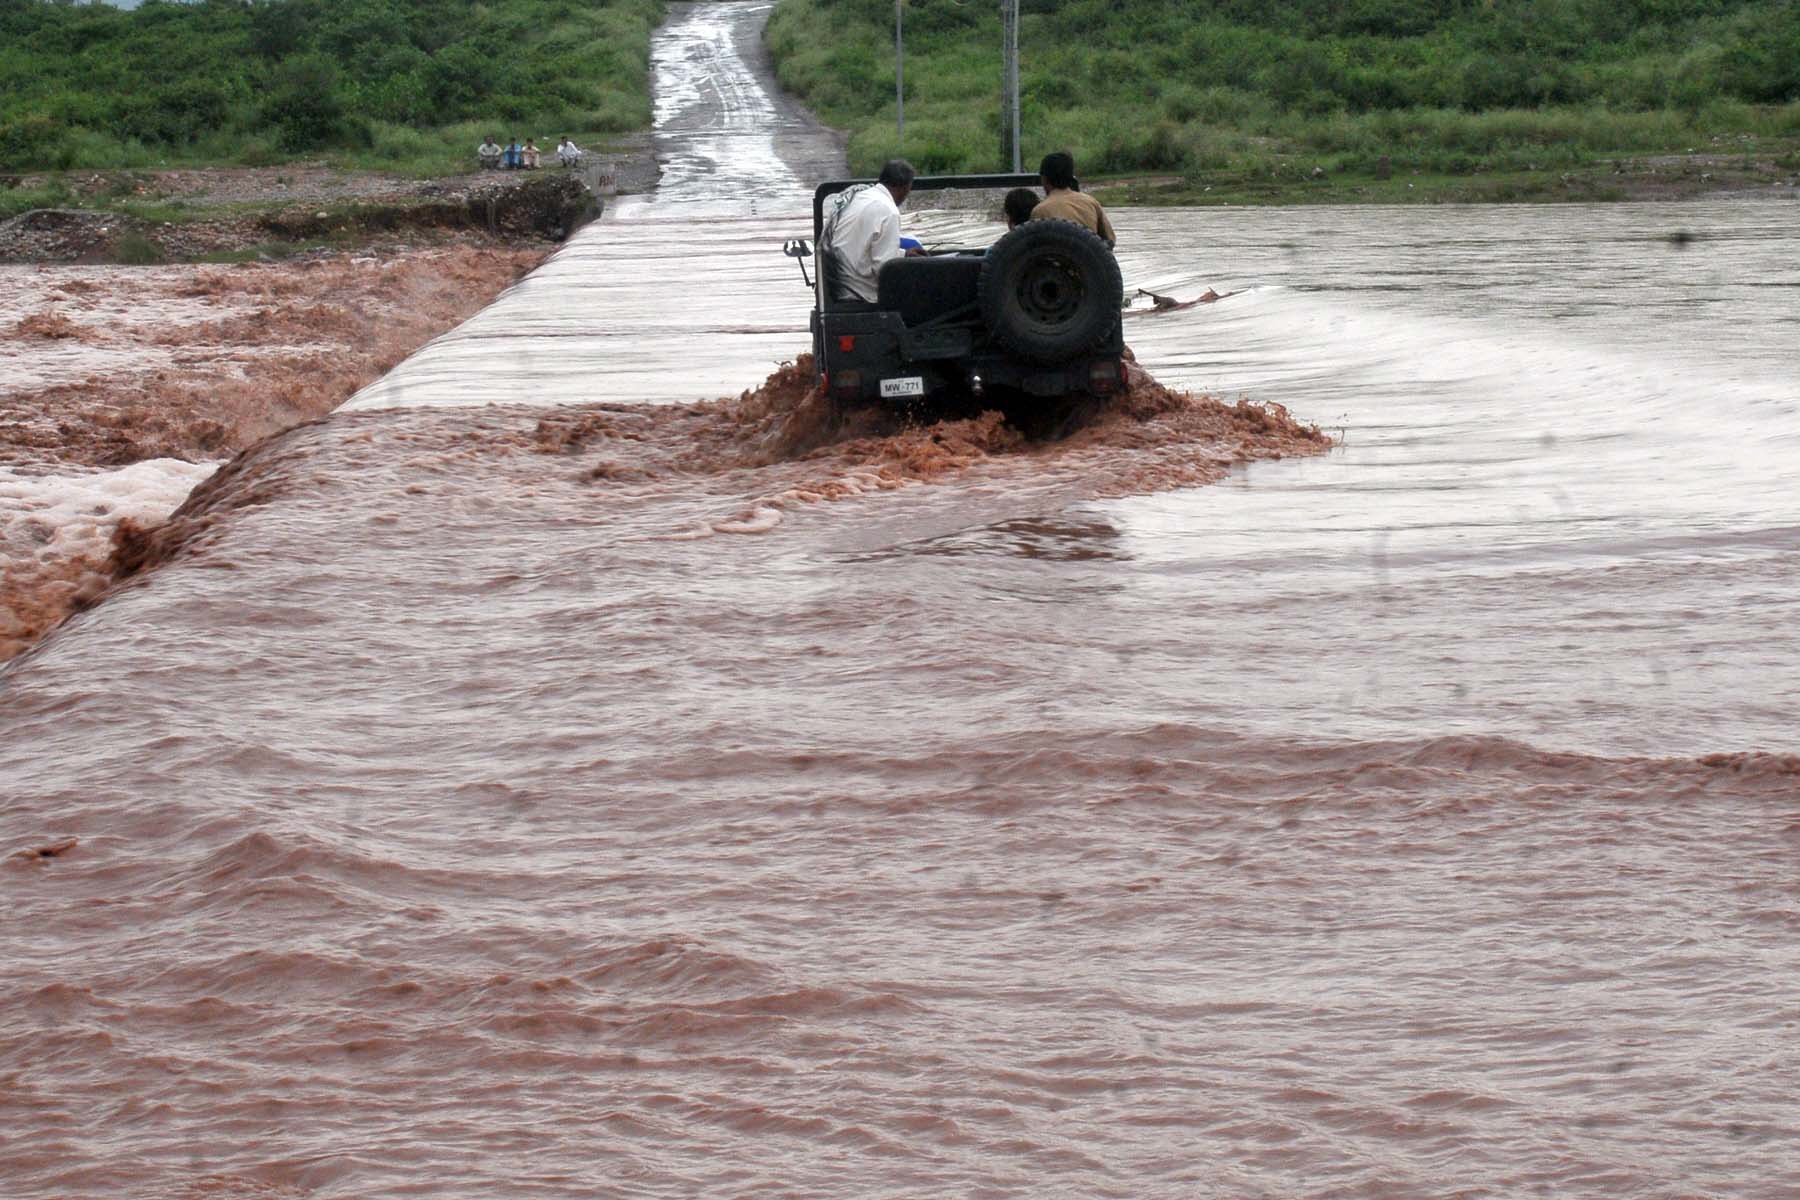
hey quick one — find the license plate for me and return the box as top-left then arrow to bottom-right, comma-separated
879,376 -> 926,398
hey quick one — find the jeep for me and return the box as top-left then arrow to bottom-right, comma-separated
784,173 -> 1126,409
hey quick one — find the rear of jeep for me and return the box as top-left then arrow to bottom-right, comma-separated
802,175 -> 1126,408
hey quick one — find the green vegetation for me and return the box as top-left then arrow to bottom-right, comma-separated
112,230 -> 168,263
193,239 -> 326,262
0,0 -> 665,174
0,174 -> 237,221
765,0 -> 1800,198
0,180 -> 77,220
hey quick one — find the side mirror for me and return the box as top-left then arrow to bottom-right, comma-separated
782,239 -> 814,289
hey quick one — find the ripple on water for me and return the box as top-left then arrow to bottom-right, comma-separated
3,2 -> 1798,1194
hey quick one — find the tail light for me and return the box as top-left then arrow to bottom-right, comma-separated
1089,359 -> 1122,395
831,369 -> 862,400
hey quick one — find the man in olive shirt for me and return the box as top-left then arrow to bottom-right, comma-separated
1030,151 -> 1116,248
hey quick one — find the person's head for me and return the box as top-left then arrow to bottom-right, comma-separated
878,158 -> 917,204
1002,187 -> 1038,229
1039,151 -> 1077,192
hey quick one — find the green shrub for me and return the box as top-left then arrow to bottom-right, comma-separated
0,113 -> 72,170
262,55 -> 348,151
1717,4 -> 1800,104
0,0 -> 666,171
113,232 -> 167,265
0,182 -> 76,220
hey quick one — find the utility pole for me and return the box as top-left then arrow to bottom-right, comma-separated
896,0 -> 905,147
1001,0 -> 1020,171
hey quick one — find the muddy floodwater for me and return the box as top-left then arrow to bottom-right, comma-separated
0,248 -> 547,662
4,3 -> 1799,1198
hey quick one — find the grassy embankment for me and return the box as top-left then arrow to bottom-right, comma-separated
765,0 -> 1800,203
0,0 -> 664,220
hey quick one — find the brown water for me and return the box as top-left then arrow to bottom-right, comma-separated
0,247 -> 545,664
4,3 -> 1800,1197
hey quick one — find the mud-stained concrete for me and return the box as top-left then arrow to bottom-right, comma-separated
640,0 -> 847,204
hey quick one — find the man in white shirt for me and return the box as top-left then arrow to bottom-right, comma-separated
820,159 -> 923,305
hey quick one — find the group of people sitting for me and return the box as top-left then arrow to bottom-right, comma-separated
478,136 -> 584,171
822,151 -> 1115,305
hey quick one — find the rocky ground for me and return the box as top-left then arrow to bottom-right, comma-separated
0,166 -> 615,264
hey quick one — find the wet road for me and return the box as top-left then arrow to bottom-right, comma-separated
3,3 -> 1798,1197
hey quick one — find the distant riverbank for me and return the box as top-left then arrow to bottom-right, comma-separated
766,0 -> 1800,205
1092,143 -> 1800,208
0,155 -> 676,265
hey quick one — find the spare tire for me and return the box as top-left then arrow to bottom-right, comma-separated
977,219 -> 1122,364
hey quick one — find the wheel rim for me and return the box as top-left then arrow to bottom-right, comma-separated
1014,252 -> 1086,328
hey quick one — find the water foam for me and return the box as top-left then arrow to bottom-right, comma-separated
1,458 -> 216,660
0,459 -> 217,561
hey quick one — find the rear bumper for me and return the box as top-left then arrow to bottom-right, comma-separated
813,310 -> 1125,405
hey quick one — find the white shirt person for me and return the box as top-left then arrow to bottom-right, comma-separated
820,159 -> 923,304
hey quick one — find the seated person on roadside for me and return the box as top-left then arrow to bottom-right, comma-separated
820,158 -> 926,305
503,138 -> 523,169
556,137 -> 583,167
1002,186 -> 1039,230
1031,151 -> 1116,248
523,139 -> 542,169
478,136 -> 502,169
